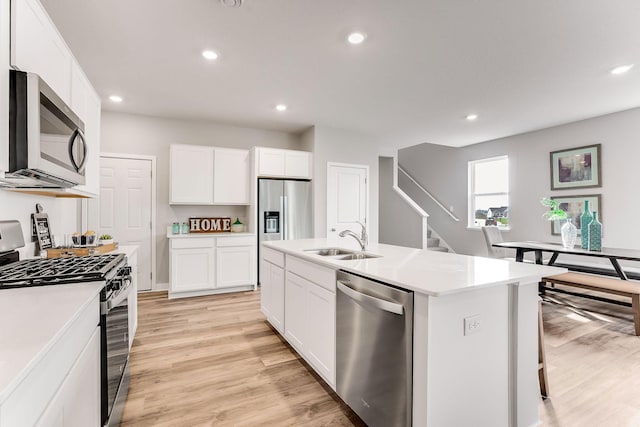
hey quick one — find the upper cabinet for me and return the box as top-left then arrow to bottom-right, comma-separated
170,144 -> 251,205
256,147 -> 312,179
70,60 -> 101,196
11,0 -> 72,103
6,0 -> 101,197
213,148 -> 250,205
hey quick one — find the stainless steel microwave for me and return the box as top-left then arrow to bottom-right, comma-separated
4,70 -> 86,188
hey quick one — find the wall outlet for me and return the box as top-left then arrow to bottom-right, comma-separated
464,315 -> 481,336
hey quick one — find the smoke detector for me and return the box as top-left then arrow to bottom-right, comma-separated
220,0 -> 242,7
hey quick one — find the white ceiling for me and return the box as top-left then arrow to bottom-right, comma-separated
41,0 -> 640,149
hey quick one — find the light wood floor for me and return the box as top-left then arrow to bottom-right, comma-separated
539,287 -> 640,426
121,290 -> 364,427
122,288 -> 640,427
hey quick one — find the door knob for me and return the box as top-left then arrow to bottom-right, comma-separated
331,228 -> 336,232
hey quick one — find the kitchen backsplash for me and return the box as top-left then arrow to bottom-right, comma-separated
0,191 -> 80,258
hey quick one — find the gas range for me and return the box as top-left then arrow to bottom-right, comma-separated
0,253 -> 126,289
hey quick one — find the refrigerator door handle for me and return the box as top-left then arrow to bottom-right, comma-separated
280,196 -> 287,240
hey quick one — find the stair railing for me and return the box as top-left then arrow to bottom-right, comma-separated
397,165 -> 460,222
392,156 -> 429,249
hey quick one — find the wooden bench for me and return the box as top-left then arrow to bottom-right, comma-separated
541,272 -> 640,336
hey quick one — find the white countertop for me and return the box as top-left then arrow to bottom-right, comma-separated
115,244 -> 138,259
166,230 -> 255,239
0,282 -> 104,403
264,238 -> 566,296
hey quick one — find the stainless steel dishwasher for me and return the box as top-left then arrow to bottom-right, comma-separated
336,270 -> 413,427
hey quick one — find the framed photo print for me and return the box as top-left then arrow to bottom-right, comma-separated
550,194 -> 601,236
550,144 -> 601,190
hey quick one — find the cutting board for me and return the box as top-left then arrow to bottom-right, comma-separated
47,242 -> 119,258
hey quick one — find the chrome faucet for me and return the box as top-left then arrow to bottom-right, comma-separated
339,221 -> 368,251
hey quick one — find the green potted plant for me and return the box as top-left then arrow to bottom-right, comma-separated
99,234 -> 114,245
541,198 -> 576,248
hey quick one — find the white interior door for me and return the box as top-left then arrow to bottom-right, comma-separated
88,157 -> 153,291
327,163 -> 368,240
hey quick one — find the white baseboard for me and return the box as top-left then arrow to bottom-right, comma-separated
154,282 -> 169,291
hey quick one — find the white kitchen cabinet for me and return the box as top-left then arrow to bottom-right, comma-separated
216,246 -> 255,288
261,249 -> 336,389
170,144 -> 215,204
170,144 -> 251,205
170,246 -> 216,294
256,147 -> 312,179
306,282 -> 335,385
168,234 -> 256,298
11,0 -> 73,103
213,148 -> 250,204
35,328 -> 101,427
1,0 -> 9,172
284,272 -> 308,353
127,250 -> 139,350
0,294 -> 100,427
261,260 -> 285,334
70,60 -> 101,197
284,150 -> 312,178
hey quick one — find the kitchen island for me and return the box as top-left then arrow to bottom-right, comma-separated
262,238 -> 565,427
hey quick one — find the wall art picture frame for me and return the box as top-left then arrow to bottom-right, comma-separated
550,144 -> 601,190
550,194 -> 601,235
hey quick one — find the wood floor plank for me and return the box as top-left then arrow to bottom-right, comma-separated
121,290 -> 363,427
123,288 -> 640,426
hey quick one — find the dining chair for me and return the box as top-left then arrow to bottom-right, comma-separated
481,226 -> 512,259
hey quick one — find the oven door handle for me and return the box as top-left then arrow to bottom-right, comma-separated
101,278 -> 132,314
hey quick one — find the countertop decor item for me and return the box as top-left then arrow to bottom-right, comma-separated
580,200 -> 592,249
548,194 -> 601,236
231,218 -> 244,233
188,217 -> 232,233
588,211 -> 602,251
550,144 -> 601,190
541,198 -> 576,248
99,234 -> 114,245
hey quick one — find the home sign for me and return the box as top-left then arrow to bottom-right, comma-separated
189,217 -> 232,233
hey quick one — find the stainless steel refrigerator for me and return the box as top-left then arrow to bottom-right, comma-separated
258,179 -> 313,280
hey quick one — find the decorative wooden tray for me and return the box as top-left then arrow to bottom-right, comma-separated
47,242 -> 119,258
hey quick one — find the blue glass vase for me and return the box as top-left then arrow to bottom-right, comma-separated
580,200 -> 592,249
588,211 -> 602,251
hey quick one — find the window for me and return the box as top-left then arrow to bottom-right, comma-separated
468,156 -> 509,229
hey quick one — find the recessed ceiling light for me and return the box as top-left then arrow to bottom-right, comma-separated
202,50 -> 219,60
347,32 -> 366,45
465,114 -> 478,121
610,64 -> 634,75
220,0 -> 242,7
275,104 -> 287,112
109,95 -> 123,103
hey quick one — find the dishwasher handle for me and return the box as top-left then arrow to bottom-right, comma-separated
337,281 -> 404,315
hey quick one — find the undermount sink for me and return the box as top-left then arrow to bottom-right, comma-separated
329,252 -> 382,260
304,247 -> 356,256
304,247 -> 381,260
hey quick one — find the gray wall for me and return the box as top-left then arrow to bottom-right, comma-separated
398,107 -> 640,257
0,192 -> 80,258
101,111 -> 302,287
378,157 -> 423,249
310,125 -> 379,243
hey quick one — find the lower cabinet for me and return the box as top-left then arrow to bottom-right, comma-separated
217,246 -> 255,288
169,235 -> 256,298
35,328 -> 101,427
260,259 -> 285,334
284,256 -> 336,389
170,246 -> 216,293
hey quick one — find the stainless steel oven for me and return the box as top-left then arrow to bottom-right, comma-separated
101,265 -> 132,427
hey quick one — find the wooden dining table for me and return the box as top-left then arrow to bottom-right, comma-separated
493,241 -> 640,281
